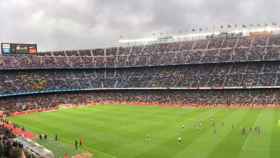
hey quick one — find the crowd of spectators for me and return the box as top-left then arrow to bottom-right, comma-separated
0,120 -> 50,158
0,62 -> 280,96
1,34 -> 280,112
0,89 -> 279,113
0,95 -> 57,114
0,122 -> 24,158
0,35 -> 280,69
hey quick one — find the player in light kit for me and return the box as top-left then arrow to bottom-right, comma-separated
178,137 -> 182,143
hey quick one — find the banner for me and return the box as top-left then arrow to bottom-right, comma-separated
1,43 -> 11,54
249,31 -> 272,38
1,43 -> 37,55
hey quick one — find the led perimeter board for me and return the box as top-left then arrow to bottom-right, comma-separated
1,43 -> 37,55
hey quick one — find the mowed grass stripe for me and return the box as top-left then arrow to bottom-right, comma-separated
58,106 -> 196,127
207,109 -> 261,158
270,109 -> 280,158
239,110 -> 274,158
79,107 -> 203,157
134,109 -> 234,158
39,106 -> 199,144
60,106 -> 197,126
84,108 -> 209,158
66,105 -> 189,118
172,109 -> 249,158
123,109 -> 224,158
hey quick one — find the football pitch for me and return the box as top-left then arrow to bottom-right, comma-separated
8,105 -> 280,158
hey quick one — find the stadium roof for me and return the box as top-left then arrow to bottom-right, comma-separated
119,25 -> 280,45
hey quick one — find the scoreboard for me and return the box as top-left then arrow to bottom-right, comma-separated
1,43 -> 37,55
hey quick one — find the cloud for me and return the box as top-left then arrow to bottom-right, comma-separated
0,0 -> 279,51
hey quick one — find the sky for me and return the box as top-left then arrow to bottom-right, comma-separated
0,0 -> 279,51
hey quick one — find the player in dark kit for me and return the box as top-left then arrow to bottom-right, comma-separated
74,140 -> 78,150
241,128 -> 246,135
55,134 -> 58,141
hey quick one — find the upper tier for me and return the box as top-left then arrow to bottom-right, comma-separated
1,35 -> 280,69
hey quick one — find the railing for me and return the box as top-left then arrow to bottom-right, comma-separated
1,86 -> 280,98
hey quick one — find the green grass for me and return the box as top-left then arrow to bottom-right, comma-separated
8,105 -> 280,158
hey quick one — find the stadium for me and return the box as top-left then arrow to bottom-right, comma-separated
2,1 -> 280,157
1,25 -> 280,158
